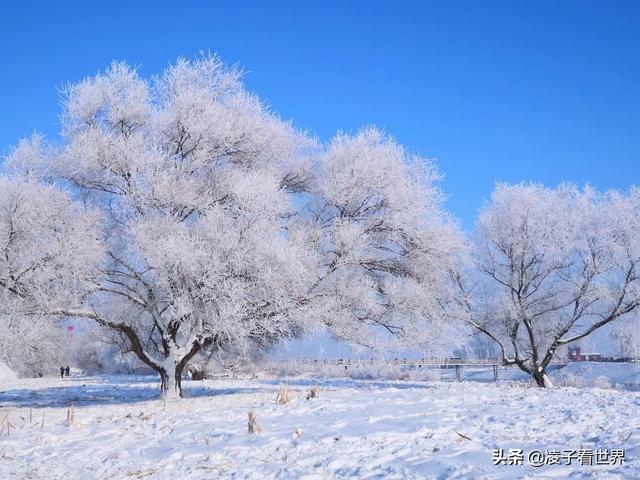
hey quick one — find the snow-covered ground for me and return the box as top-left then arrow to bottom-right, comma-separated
0,373 -> 638,479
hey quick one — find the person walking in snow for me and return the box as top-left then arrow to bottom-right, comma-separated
60,366 -> 65,378
65,366 -> 70,377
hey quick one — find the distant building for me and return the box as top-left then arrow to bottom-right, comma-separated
567,346 -> 603,362
583,353 -> 603,361
567,346 -> 582,361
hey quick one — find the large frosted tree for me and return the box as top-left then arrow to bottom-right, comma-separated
304,128 -> 464,350
460,183 -> 640,387
0,57 -> 464,398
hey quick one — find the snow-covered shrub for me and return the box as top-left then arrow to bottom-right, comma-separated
70,324 -> 149,374
593,375 -> 613,389
259,361 -> 442,382
611,318 -> 640,360
0,361 -> 17,381
557,371 -> 613,390
0,315 -> 68,377
348,365 -> 441,382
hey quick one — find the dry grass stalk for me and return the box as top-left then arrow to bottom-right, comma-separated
66,404 -> 75,427
1,410 -> 15,436
138,412 -> 152,421
275,388 -> 290,404
306,386 -> 320,400
247,411 -> 262,434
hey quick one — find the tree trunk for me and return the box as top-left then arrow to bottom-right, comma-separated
510,361 -> 554,388
174,362 -> 185,396
190,368 -> 207,380
531,368 -> 553,388
159,361 -> 182,400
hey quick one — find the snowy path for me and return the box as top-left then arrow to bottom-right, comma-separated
0,375 -> 638,479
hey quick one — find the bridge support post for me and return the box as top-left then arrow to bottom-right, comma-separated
455,365 -> 461,382
493,365 -> 498,382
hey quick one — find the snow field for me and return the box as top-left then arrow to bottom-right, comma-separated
0,375 -> 638,479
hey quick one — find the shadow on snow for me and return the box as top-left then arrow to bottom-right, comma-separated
0,374 -> 440,408
0,375 -> 261,408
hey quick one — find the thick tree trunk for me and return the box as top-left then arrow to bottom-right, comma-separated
531,368 -> 553,388
510,360 -> 554,388
157,352 -> 196,399
190,368 -> 207,380
174,362 -> 186,395
53,310 -> 205,400
158,361 -> 182,400
157,339 -> 207,398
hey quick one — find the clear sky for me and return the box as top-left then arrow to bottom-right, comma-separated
1,1 -> 639,229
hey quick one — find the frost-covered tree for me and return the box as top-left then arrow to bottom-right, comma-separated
0,174 -> 100,377
305,129 -> 465,351
610,317 -> 640,360
0,175 -> 102,312
460,183 -> 640,387
0,56 -> 464,398
70,322 -> 147,374
50,57 -> 316,398
0,314 -> 68,377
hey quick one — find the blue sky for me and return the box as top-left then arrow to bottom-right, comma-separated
1,1 -> 639,229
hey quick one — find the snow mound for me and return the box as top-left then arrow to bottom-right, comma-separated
553,362 -> 640,390
0,361 -> 17,381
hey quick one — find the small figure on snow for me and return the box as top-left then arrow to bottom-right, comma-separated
65,366 -> 70,377
60,366 -> 65,378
